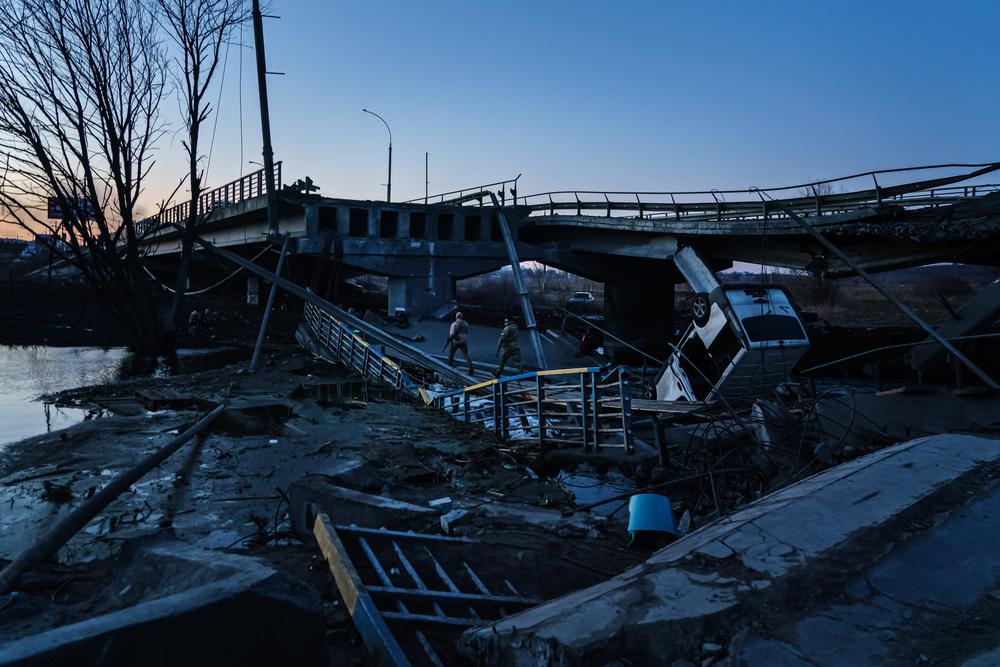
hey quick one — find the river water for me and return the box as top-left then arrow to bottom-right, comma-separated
0,345 -> 128,451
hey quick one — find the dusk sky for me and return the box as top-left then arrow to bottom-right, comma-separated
6,0 -> 1000,234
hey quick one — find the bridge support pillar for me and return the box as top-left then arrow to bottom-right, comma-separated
388,275 -> 455,318
603,271 -> 674,359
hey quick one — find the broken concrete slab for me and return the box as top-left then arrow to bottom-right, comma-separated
0,536 -> 325,666
458,434 -> 1000,666
815,389 -> 1000,449
734,476 -> 1000,665
440,508 -> 470,535
287,475 -> 436,539
468,501 -> 609,539
910,277 -> 1000,372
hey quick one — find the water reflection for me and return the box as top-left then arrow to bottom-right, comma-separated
0,345 -> 251,450
0,345 -> 128,449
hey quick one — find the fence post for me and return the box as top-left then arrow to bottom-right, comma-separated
580,372 -> 589,452
536,375 -> 544,451
498,381 -> 507,439
492,382 -> 500,435
619,367 -> 634,455
463,392 -> 470,422
591,371 -> 601,452
334,322 -> 344,363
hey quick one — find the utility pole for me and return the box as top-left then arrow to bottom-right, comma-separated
489,191 -> 547,370
425,152 -> 428,204
251,0 -> 278,236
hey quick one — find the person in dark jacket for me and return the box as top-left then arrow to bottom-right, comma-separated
446,312 -> 474,374
494,317 -> 522,377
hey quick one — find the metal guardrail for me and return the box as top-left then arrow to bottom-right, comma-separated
136,163 -> 282,235
513,162 -> 1000,222
432,366 -> 634,453
302,301 -> 632,452
313,515 -> 539,666
303,302 -> 414,393
404,174 -> 521,206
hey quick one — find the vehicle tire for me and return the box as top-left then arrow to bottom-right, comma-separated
691,292 -> 711,327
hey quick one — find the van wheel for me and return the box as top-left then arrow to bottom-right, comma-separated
692,293 -> 711,327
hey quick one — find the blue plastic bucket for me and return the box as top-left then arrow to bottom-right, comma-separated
627,494 -> 677,545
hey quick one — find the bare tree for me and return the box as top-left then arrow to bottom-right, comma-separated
157,0 -> 246,342
0,0 -> 168,353
797,179 -> 838,198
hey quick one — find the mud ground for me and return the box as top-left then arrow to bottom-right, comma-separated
0,345 -> 643,664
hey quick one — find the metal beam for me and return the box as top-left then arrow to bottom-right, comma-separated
251,0 -> 278,236
910,278 -> 1000,372
766,196 -> 999,390
380,611 -> 482,627
194,236 -> 475,386
489,191 -> 547,370
250,234 -> 289,371
313,514 -> 411,667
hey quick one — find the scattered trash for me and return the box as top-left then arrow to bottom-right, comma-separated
428,497 -> 452,508
702,642 -> 723,655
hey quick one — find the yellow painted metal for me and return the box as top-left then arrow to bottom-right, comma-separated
536,367 -> 592,377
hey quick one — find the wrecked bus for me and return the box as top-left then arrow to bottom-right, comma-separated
655,283 -> 810,402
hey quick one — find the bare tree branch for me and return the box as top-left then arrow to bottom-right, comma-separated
156,0 -> 247,337
0,0 -> 168,352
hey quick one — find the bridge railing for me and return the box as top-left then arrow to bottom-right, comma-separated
301,299 -> 634,452
404,174 -> 521,206
512,162 -> 1000,222
136,162 -> 282,236
302,302 -> 413,392
432,366 -> 634,453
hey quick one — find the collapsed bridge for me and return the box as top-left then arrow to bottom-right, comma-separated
140,162 -> 1000,344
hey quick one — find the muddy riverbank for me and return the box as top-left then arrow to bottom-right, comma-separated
0,346 -> 645,664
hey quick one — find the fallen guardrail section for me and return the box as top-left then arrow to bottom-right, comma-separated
431,366 -> 635,454
299,301 -> 635,452
313,514 -> 539,667
301,302 -> 416,395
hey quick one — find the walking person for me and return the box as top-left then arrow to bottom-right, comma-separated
446,311 -> 474,374
494,317 -> 523,377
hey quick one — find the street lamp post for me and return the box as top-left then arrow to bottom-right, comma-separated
363,108 -> 392,202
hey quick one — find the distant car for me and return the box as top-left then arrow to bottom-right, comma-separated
566,291 -> 595,311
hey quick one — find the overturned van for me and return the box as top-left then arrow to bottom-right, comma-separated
655,282 -> 810,403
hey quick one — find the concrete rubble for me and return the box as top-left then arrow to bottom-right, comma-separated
4,244 -> 1000,665
0,536 -> 326,666
459,434 -> 1000,666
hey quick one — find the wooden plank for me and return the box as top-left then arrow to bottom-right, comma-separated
313,514 -> 412,667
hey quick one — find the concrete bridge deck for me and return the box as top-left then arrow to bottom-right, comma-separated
139,162 -> 1000,325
